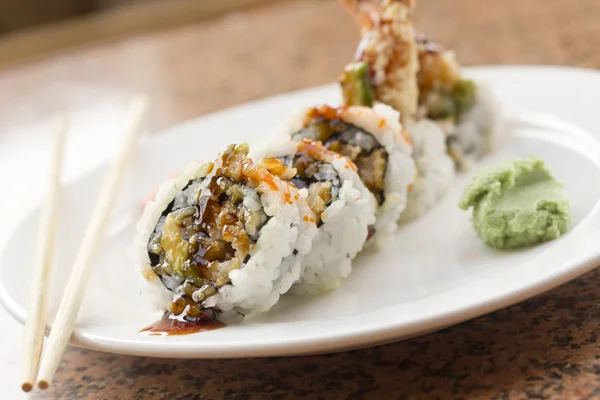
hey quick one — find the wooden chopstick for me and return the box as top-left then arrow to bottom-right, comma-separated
21,116 -> 68,393
36,95 -> 149,390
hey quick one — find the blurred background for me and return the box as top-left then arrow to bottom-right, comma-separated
1,0 -> 597,128
1,0 -> 600,398
0,0 -> 264,35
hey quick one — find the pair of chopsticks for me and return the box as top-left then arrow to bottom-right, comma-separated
21,96 -> 149,392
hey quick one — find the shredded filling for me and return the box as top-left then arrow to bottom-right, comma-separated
282,155 -> 337,224
415,34 -> 476,123
148,144 -> 268,317
291,108 -> 388,204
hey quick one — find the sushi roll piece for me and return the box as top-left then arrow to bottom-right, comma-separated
339,0 -> 501,171
281,104 -> 415,246
134,143 -> 317,321
258,139 -> 377,294
338,57 -> 456,221
400,119 -> 455,222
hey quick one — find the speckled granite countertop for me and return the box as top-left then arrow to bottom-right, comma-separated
2,0 -> 600,398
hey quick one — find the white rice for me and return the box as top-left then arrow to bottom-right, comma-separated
400,119 -> 456,222
398,81 -> 500,219
259,141 -> 377,295
214,172 -> 317,314
296,179 -> 375,294
281,104 -> 416,247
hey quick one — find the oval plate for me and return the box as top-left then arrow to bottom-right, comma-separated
2,66 -> 600,358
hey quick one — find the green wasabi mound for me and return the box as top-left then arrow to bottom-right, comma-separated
459,156 -> 571,249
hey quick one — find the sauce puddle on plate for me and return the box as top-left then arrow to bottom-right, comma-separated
140,313 -> 225,336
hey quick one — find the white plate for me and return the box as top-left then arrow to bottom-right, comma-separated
3,66 -> 600,359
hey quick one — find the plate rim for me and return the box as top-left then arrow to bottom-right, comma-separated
3,64 -> 600,358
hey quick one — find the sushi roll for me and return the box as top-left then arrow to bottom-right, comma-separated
258,139 -> 377,294
339,0 -> 501,172
281,104 -> 415,245
134,143 -> 317,321
400,119 -> 455,222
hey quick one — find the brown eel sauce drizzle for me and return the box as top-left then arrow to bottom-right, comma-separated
140,313 -> 225,337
